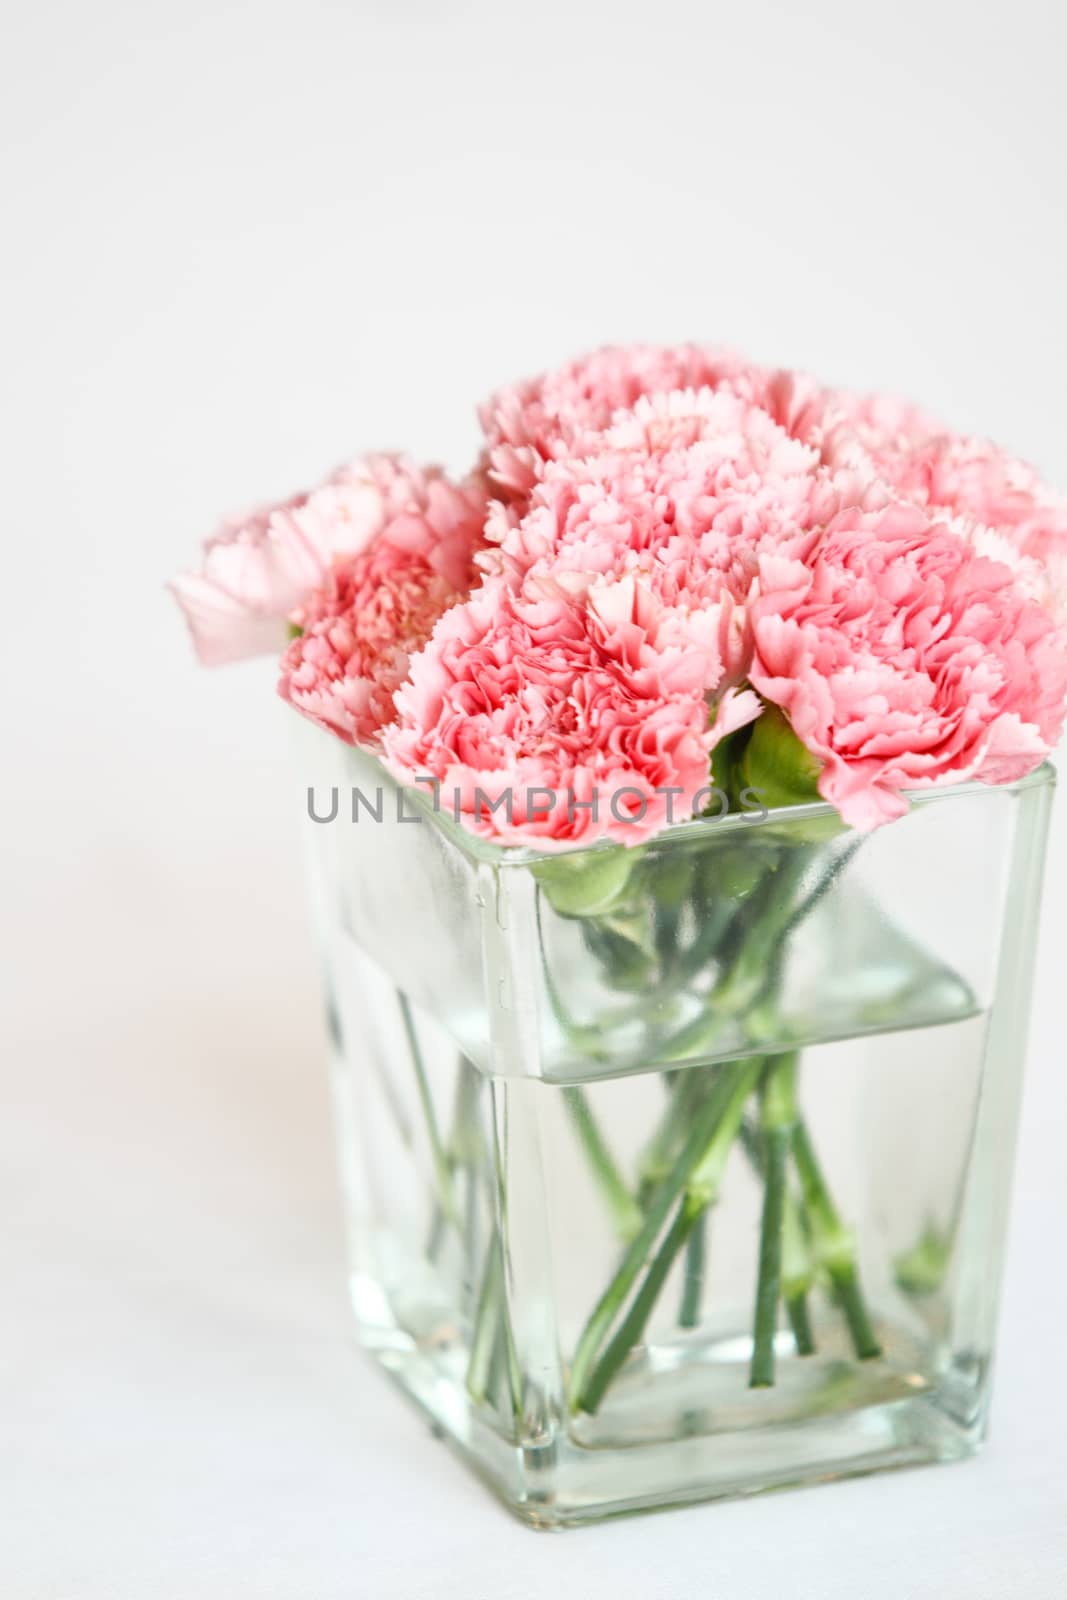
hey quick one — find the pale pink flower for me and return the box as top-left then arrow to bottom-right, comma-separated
892,433 -> 1067,570
478,344 -> 749,498
817,390 -> 941,468
750,503 -> 1067,828
601,386 -> 820,469
277,479 -> 488,745
168,490 -> 328,665
480,388 -> 880,682
755,375 -> 1067,629
384,572 -> 759,848
170,455 -> 486,665
821,393 -> 1067,586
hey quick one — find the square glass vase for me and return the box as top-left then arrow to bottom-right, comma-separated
302,728 -> 1053,1527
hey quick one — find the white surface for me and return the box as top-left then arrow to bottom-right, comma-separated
3,2 -> 1066,1594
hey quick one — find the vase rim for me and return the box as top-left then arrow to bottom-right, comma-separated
331,744 -> 1056,868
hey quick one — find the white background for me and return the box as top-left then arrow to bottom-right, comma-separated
3,2 -> 1066,1594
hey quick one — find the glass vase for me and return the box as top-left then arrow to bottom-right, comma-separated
301,726 -> 1054,1527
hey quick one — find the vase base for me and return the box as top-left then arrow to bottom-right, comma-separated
354,1290 -> 986,1528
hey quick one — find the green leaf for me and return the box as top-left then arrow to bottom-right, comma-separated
709,724 -> 753,808
739,705 -> 823,811
532,846 -> 640,917
894,1221 -> 953,1296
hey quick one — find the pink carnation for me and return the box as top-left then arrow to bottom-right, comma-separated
478,344 -> 749,499
822,393 -> 1067,568
480,388 -> 880,680
384,572 -> 759,848
754,376 -> 1067,627
277,477 -> 488,744
170,455 -> 487,665
174,342 -> 1067,843
891,434 -> 1067,575
750,503 -> 1067,828
168,490 -> 327,665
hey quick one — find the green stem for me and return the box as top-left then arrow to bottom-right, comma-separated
650,851 -> 817,1069
499,1269 -> 523,1419
832,1261 -> 882,1361
792,1118 -> 881,1361
781,1199 -> 815,1356
466,1238 -> 502,1404
751,1129 -> 788,1385
485,1309 -> 505,1409
466,1231 -> 522,1417
740,1114 -> 817,1356
426,1056 -> 482,1260
786,1292 -> 815,1356
535,896 -> 616,1061
708,853 -> 817,1018
678,1211 -> 707,1329
398,992 -> 459,1227
571,1055 -> 760,1413
580,1201 -> 698,1412
750,1053 -> 798,1387
672,893 -> 741,986
690,836 -> 864,1054
636,1069 -> 706,1201
562,1086 -> 642,1241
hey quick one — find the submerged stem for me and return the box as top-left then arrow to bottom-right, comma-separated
581,1201 -> 699,1413
792,1118 -> 881,1361
786,1292 -> 816,1356
562,1086 -> 642,1241
426,1056 -> 483,1260
571,1055 -> 760,1413
751,1128 -> 789,1386
466,1231 -> 522,1417
466,1239 -> 503,1404
740,1113 -> 817,1357
750,1053 -> 798,1387
678,1211 -> 707,1329
637,1069 -> 706,1201
398,992 -> 459,1227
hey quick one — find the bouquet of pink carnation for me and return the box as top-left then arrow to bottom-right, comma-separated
171,348 -> 1067,1508
171,343 -> 1067,845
